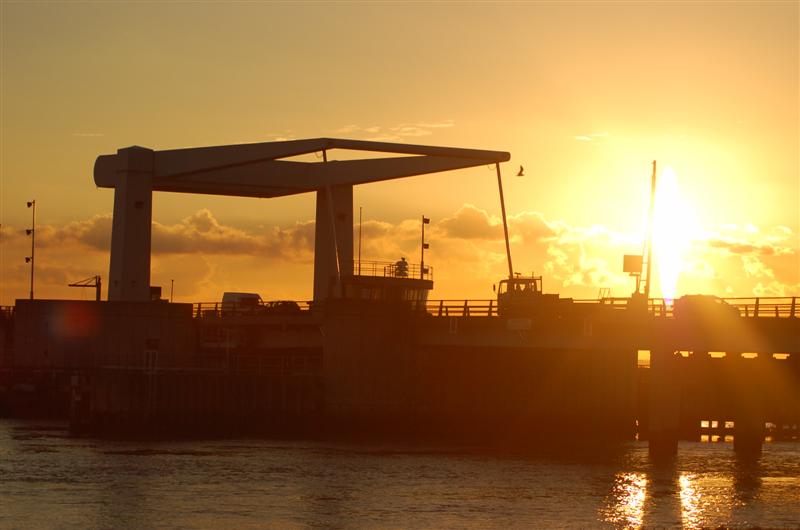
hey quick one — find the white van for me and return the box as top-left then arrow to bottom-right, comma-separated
221,292 -> 263,315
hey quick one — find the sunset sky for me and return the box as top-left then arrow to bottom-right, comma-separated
1,2 -> 797,305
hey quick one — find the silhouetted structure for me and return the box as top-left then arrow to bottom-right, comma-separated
93,139 -> 509,303
0,140 -> 797,457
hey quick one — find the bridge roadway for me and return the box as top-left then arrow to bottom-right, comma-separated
191,295 -> 799,356
415,309 -> 798,355
308,296 -> 800,354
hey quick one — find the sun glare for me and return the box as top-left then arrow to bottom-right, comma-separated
652,167 -> 697,300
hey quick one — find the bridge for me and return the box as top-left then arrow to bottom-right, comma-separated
1,138 -> 797,456
181,292 -> 800,456
92,139 -> 508,303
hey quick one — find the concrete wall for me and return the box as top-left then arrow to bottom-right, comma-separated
11,300 -> 194,369
322,307 -> 638,439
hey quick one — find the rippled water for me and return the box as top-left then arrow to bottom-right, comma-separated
1,419 -> 798,529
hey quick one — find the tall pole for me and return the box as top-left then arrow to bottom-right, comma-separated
495,163 -> 514,279
644,161 -> 657,299
170,279 -> 174,303
27,200 -> 36,300
358,206 -> 362,275
420,216 -> 425,280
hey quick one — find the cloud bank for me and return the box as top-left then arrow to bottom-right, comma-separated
1,205 -> 797,303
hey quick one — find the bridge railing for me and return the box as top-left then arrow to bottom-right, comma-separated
723,297 -> 798,318
187,296 -> 797,319
354,260 -> 433,281
419,299 -> 498,317
418,297 -> 648,317
415,296 -> 798,318
193,300 -> 313,319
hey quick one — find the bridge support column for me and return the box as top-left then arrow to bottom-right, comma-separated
649,349 -> 680,459
313,185 -> 353,302
732,354 -> 764,455
108,146 -> 154,301
734,412 -> 764,454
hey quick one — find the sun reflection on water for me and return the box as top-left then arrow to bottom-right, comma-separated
679,473 -> 703,528
602,472 -> 647,528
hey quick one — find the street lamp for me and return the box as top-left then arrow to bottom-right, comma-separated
25,200 -> 35,300
420,215 -> 430,279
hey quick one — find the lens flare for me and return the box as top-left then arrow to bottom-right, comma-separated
652,167 -> 696,300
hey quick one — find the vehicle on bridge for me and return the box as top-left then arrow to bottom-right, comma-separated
221,292 -> 264,315
673,294 -> 741,321
496,275 -> 570,317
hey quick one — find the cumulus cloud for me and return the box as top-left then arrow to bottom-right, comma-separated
509,211 -> 558,245
23,209 -> 315,260
753,280 -> 800,297
2,204 -> 797,303
437,205 -> 558,244
705,235 -> 794,257
424,204 -> 631,295
152,210 -> 316,259
438,204 -> 503,240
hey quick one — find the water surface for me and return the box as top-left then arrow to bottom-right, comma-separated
1,420 -> 798,528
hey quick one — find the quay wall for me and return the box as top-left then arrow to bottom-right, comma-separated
322,304 -> 638,442
1,299 -> 798,449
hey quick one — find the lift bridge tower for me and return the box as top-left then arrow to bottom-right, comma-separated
94,139 -> 510,303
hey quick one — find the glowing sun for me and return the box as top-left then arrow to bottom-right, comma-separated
652,167 -> 698,300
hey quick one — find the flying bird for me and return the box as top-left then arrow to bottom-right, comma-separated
516,165 -> 524,177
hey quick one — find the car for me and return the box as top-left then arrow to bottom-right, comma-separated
265,301 -> 302,314
673,295 -> 740,321
221,292 -> 264,315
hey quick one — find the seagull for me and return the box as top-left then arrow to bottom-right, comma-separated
516,165 -> 524,177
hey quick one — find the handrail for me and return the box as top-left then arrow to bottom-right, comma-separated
187,296 -> 798,319
2,295 -> 796,319
353,260 -> 433,281
720,296 -> 798,318
193,300 -> 313,319
414,296 -> 799,319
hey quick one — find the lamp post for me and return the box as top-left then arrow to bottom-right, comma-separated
25,200 -> 35,299
420,215 -> 430,279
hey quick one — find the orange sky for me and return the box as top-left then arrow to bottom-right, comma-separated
1,2 -> 798,304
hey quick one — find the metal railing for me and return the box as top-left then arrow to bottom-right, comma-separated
629,297 -> 799,319
725,297 -> 798,318
187,296 -> 798,320
193,300 -> 313,319
418,299 -> 496,317
353,260 -> 433,281
413,296 -> 799,318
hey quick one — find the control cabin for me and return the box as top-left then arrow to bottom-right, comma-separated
339,260 -> 433,304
